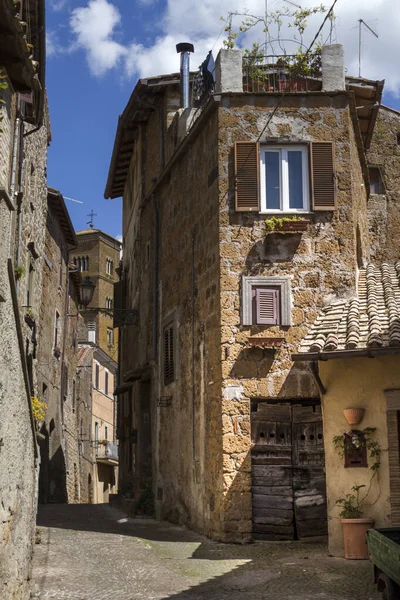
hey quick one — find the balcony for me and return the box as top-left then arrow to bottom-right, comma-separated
95,441 -> 118,465
242,54 -> 322,94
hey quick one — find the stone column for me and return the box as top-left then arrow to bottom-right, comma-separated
215,49 -> 243,94
321,44 -> 345,92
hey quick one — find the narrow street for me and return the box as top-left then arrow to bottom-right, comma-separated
32,504 -> 380,600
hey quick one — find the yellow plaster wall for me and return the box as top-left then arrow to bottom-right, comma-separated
319,356 -> 400,556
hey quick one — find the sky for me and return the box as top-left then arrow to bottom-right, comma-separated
46,0 -> 400,240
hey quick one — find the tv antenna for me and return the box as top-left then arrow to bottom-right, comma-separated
87,209 -> 97,229
358,19 -> 378,78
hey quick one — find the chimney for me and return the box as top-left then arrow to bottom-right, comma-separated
321,44 -> 345,92
176,42 -> 194,109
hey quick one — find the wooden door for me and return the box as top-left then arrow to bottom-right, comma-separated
251,402 -> 327,541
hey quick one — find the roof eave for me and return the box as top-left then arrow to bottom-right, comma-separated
292,346 -> 400,362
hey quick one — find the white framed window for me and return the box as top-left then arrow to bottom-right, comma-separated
106,297 -> 112,310
107,327 -> 113,346
260,145 -> 310,213
106,258 -> 113,275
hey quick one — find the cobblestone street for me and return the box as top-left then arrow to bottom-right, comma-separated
31,504 -> 381,600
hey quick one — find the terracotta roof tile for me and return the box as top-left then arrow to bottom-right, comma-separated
298,262 -> 400,354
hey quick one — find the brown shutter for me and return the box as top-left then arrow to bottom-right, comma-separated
254,287 -> 280,325
234,141 -> 260,212
164,325 -> 174,385
310,142 -> 336,210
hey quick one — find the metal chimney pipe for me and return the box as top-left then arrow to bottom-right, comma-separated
176,42 -> 194,109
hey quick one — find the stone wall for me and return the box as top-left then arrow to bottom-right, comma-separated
0,71 -> 44,600
366,106 -> 400,261
217,92 -> 368,539
37,197 -> 93,505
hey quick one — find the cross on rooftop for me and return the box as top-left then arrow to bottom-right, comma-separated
87,210 -> 97,229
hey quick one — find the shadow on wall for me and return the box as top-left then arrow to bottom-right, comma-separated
38,425 -> 68,504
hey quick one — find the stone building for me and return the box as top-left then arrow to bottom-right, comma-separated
0,0 -> 50,598
105,44 -> 398,548
37,189 -> 93,505
77,344 -> 118,503
72,229 -> 121,359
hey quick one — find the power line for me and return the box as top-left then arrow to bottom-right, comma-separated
306,0 -> 339,55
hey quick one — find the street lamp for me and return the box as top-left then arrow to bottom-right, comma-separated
80,276 -> 96,308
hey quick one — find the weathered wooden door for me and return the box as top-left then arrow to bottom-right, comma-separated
251,402 -> 327,541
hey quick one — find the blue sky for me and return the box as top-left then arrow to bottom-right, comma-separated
46,0 -> 400,239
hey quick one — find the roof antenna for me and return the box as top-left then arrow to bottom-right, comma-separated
358,19 -> 378,78
87,209 -> 97,229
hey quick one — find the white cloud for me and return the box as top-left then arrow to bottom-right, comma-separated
50,0 -> 68,11
70,0 -> 127,76
46,31 -> 58,58
69,0 -> 400,94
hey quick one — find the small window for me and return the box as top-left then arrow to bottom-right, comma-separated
252,286 -> 280,325
72,379 -> 76,412
106,297 -> 112,310
59,246 -> 64,286
163,322 -> 175,385
104,426 -> 108,440
95,363 -> 100,389
260,145 -> 310,212
106,258 -> 113,275
242,276 -> 291,326
107,327 -> 113,346
105,370 -> 109,396
26,257 -> 35,308
369,166 -> 385,194
54,310 -> 60,349
94,422 -> 99,445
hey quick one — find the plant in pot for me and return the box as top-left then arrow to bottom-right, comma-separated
336,484 -> 374,560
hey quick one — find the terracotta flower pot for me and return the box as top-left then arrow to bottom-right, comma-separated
343,408 -> 365,426
341,518 -> 374,559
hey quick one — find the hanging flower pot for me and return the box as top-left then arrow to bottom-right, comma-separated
343,408 -> 365,426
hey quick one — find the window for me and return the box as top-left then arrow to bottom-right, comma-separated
106,297 -> 112,310
163,322 -> 175,385
104,426 -> 108,440
26,257 -> 35,308
234,141 -> 336,212
88,321 -> 96,343
95,362 -> 100,389
368,166 -> 385,194
59,246 -> 64,287
72,379 -> 76,412
242,276 -> 291,326
260,146 -> 309,212
54,311 -> 60,348
107,327 -> 113,346
106,258 -> 113,275
94,422 -> 99,446
105,370 -> 109,396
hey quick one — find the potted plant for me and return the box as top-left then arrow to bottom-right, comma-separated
14,264 -> 25,280
336,484 -> 374,560
265,216 -> 311,233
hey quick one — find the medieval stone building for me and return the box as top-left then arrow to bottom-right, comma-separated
0,0 -> 49,597
105,44 -> 400,552
72,229 -> 121,360
36,189 -> 93,505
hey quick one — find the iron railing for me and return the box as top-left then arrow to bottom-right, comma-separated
242,54 -> 322,94
95,441 -> 118,461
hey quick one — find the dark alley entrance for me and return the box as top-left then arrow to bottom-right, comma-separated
251,401 -> 328,541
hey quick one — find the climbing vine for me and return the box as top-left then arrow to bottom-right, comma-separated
332,427 -> 382,473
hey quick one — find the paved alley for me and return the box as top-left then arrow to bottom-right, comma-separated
31,504 -> 380,600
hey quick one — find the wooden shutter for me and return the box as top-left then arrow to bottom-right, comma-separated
164,324 -> 174,385
234,141 -> 260,212
254,287 -> 280,325
310,142 -> 336,210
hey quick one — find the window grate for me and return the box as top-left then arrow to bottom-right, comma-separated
163,324 -> 175,385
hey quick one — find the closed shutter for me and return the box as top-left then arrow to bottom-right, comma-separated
234,141 -> 260,212
310,142 -> 336,210
164,324 -> 174,385
254,287 -> 280,325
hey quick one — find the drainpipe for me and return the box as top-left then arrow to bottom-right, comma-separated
191,233 -> 196,461
10,112 -> 21,262
152,195 -> 159,361
176,43 -> 194,109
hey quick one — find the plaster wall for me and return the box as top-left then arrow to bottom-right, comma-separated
319,356 -> 398,556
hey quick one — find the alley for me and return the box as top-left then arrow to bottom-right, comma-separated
32,504 -> 380,600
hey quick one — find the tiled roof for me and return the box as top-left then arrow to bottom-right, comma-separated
298,263 -> 400,355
